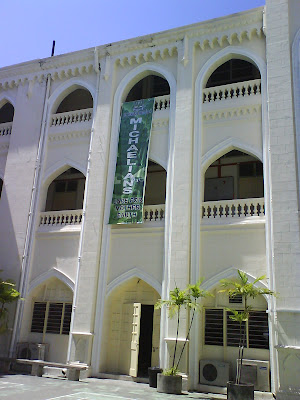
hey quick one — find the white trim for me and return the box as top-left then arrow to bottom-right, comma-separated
43,158 -> 87,186
201,267 -> 268,292
0,94 -> 16,108
191,45 -> 269,390
27,268 -> 75,293
106,268 -> 162,297
201,137 -> 263,172
47,77 -> 96,115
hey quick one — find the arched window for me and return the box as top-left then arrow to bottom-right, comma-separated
55,89 -> 93,114
206,59 -> 260,88
45,168 -> 85,211
126,75 -> 170,102
0,102 -> 14,124
0,178 -> 3,198
144,160 -> 166,205
204,150 -> 263,201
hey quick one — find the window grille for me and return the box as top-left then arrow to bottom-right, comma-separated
31,301 -> 72,335
226,312 -> 246,347
229,294 -> 243,304
204,308 -> 269,350
31,302 -> 47,333
204,309 -> 223,346
249,311 -> 269,349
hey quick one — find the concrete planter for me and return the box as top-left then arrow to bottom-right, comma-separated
227,381 -> 254,400
157,373 -> 182,394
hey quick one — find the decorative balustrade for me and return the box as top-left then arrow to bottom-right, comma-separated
0,122 -> 12,136
154,95 -> 170,112
203,79 -> 261,104
202,198 -> 265,220
50,108 -> 93,127
143,204 -> 165,222
39,210 -> 83,227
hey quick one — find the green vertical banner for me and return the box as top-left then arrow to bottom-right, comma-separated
109,98 -> 155,224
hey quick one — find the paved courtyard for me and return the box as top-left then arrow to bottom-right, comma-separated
0,373 -> 273,400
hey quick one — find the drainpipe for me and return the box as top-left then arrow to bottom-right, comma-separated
9,71 -> 52,357
67,48 -> 101,363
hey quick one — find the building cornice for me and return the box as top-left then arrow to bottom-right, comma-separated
0,7 -> 263,90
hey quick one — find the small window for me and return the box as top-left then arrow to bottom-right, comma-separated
205,309 -> 223,346
229,294 -> 243,304
62,304 -> 72,335
46,303 -> 63,334
31,302 -> 47,333
31,301 -> 72,335
249,311 -> 269,349
226,312 -> 246,347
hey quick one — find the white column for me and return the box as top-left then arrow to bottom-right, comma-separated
67,54 -> 114,366
266,0 -> 300,398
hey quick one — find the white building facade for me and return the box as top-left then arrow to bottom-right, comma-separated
0,1 -> 300,398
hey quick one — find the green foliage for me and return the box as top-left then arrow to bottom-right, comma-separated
0,273 -> 21,334
219,269 -> 276,384
155,279 -> 213,374
162,366 -> 179,376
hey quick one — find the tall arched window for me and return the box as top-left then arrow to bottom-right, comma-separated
144,160 -> 166,205
0,102 -> 14,124
206,59 -> 260,88
204,150 -> 263,201
126,75 -> 170,102
55,88 -> 93,113
45,168 -> 85,211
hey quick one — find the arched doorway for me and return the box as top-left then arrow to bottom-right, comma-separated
102,278 -> 160,377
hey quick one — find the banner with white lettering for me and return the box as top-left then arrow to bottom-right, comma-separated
108,98 -> 155,224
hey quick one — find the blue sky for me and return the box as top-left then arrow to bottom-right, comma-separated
0,0 -> 265,69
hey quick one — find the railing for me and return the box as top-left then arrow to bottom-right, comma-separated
143,204 -> 165,222
203,79 -> 261,104
39,210 -> 83,226
50,108 -> 93,127
202,198 -> 265,220
0,122 -> 12,136
154,95 -> 170,111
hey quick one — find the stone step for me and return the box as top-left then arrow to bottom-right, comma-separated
42,366 -> 67,379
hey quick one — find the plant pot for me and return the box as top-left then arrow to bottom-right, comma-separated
227,381 -> 254,400
157,373 -> 182,394
148,367 -> 162,388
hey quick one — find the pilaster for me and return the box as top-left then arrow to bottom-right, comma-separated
266,0 -> 300,397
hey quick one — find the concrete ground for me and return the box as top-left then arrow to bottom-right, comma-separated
0,373 -> 274,400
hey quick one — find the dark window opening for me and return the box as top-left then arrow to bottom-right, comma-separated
206,59 -> 260,88
204,150 -> 264,201
144,160 -> 166,205
31,301 -> 72,335
56,89 -> 93,113
45,168 -> 85,211
126,75 -> 170,102
204,309 -> 223,346
0,102 -> 14,124
0,179 -> 3,198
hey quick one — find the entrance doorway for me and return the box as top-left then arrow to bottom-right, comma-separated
137,305 -> 154,376
103,278 -> 160,376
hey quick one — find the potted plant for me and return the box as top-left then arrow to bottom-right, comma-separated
155,280 -> 212,394
219,270 -> 275,400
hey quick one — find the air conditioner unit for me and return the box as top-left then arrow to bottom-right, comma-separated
237,359 -> 270,392
199,360 -> 230,387
16,342 -> 48,360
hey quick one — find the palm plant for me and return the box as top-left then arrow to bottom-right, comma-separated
219,270 -> 275,385
155,280 -> 212,375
